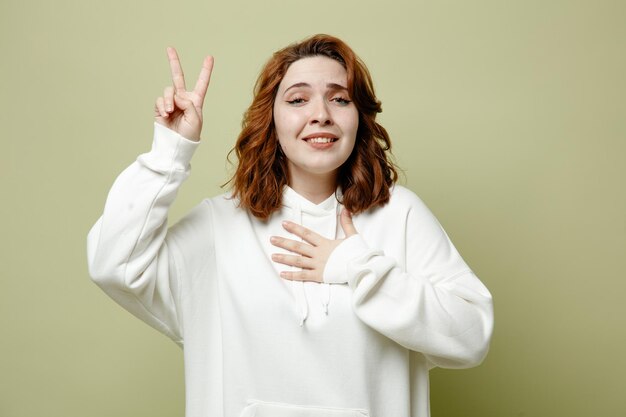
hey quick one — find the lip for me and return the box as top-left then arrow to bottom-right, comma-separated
301,132 -> 339,141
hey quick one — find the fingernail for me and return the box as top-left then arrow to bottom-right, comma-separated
167,105 -> 173,112
270,236 -> 278,243
282,221 -> 289,227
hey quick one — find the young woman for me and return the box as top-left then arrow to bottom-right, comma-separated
87,34 -> 493,417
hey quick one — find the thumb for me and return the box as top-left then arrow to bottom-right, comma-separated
340,208 -> 358,237
173,93 -> 198,115
173,93 -> 202,140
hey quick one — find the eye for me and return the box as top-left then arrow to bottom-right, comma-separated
286,97 -> 306,105
331,97 -> 352,106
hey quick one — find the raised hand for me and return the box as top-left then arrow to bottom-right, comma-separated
270,209 -> 358,282
154,47 -> 214,141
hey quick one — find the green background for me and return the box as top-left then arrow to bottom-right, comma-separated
1,0 -> 624,416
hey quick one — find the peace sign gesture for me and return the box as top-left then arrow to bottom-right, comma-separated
154,47 -> 214,141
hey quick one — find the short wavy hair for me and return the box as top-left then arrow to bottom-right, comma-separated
228,34 -> 398,220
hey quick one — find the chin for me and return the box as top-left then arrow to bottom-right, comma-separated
306,160 -> 348,175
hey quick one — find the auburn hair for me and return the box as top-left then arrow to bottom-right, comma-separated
228,34 -> 398,220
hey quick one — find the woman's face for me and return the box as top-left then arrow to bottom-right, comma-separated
273,56 -> 359,185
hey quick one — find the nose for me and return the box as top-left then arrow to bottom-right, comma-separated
309,98 -> 333,126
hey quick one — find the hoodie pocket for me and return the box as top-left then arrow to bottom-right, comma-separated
239,399 -> 370,417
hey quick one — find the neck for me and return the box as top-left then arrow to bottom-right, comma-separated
288,170 -> 337,204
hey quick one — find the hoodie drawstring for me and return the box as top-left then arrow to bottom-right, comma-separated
320,203 -> 340,316
284,187 -> 341,326
291,201 -> 309,326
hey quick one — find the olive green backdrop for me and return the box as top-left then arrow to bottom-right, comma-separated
1,0 -> 624,416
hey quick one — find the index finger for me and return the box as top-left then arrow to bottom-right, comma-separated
167,47 -> 187,92
282,221 -> 324,246
192,55 -> 214,104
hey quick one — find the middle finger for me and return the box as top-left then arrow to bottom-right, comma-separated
167,47 -> 187,92
270,236 -> 314,257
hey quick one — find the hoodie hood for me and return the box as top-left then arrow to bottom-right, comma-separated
281,186 -> 342,326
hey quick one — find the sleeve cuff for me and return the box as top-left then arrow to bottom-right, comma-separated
323,234 -> 371,285
137,123 -> 201,173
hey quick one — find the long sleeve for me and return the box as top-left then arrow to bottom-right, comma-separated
86,123 -> 203,345
324,188 -> 493,369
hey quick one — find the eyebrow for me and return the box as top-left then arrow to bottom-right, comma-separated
283,82 -> 348,95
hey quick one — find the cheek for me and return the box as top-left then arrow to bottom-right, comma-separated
274,110 -> 303,138
274,113 -> 298,152
346,112 -> 359,154
273,106 -> 285,135
340,109 -> 359,140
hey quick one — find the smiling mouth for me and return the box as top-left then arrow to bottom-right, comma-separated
303,137 -> 338,144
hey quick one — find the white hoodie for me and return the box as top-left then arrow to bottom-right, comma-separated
87,123 -> 493,417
